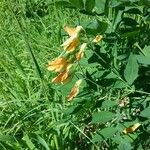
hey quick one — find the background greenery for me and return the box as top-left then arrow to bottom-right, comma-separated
0,0 -> 150,150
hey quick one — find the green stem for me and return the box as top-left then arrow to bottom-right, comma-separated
70,121 -> 100,150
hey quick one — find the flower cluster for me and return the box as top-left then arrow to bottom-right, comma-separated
47,25 -> 87,101
47,25 -> 103,101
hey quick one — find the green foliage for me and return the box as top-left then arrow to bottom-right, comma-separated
92,111 -> 115,123
69,0 -> 84,9
124,53 -> 139,85
84,0 -> 95,12
140,106 -> 150,118
95,0 -> 106,14
92,127 -> 117,142
1,0 -> 150,150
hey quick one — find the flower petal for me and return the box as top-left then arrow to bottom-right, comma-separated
52,65 -> 73,84
76,43 -> 87,61
64,26 -> 76,36
123,123 -> 141,134
67,79 -> 82,101
61,33 -> 79,52
52,71 -> 69,84
47,57 -> 69,72
64,25 -> 83,36
93,35 -> 103,43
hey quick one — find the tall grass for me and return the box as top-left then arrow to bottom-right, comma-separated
0,0 -> 91,149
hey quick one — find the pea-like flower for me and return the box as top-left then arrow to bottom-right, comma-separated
61,26 -> 83,53
64,26 -> 76,36
47,57 -> 69,72
93,35 -> 103,43
64,25 -> 83,36
123,123 -> 141,134
76,43 -> 87,61
52,65 -> 72,84
67,79 -> 82,101
61,34 -> 80,52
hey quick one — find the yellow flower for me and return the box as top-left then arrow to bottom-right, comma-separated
123,123 -> 141,134
93,35 -> 103,43
64,25 -> 83,36
47,57 -> 69,72
64,26 -> 76,36
67,79 -> 82,101
52,65 -> 72,84
61,34 -> 80,52
61,26 -> 83,52
76,43 -> 87,61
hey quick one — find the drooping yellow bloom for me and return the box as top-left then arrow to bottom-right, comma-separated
76,43 -> 87,61
93,35 -> 103,43
61,34 -> 80,52
52,70 -> 70,84
61,26 -> 83,52
67,79 -> 82,101
64,25 -> 83,36
47,57 -> 69,72
123,123 -> 141,134
64,26 -> 76,36
52,65 -> 72,84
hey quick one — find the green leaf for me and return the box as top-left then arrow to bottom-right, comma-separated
110,1 -> 122,7
79,57 -> 89,67
82,20 -> 100,35
140,106 -> 150,118
105,72 -> 118,79
113,80 -> 128,89
92,127 -> 117,142
8,48 -> 26,78
0,142 -> 17,150
124,7 -> 143,14
64,104 -> 82,115
113,134 -> 123,144
95,0 -> 106,14
122,17 -> 138,26
81,19 -> 108,35
92,134 -> 102,143
113,10 -> 123,30
98,127 -> 117,138
92,111 -> 115,123
69,0 -> 84,9
85,0 -> 95,12
142,45 -> 150,57
101,100 -> 116,108
97,20 -> 109,34
23,134 -> 37,150
0,135 -> 15,143
53,0 -> 72,7
124,53 -> 139,85
136,55 -> 150,65
119,142 -> 132,150
37,135 -> 50,150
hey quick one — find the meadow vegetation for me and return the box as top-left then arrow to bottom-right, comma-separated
0,0 -> 150,150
